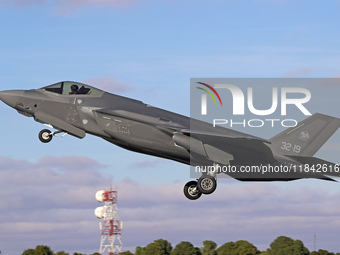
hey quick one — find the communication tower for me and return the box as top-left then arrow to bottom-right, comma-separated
95,186 -> 123,255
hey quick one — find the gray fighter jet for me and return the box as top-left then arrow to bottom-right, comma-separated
0,81 -> 339,200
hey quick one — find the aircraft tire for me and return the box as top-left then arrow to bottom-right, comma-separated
197,176 -> 217,194
39,129 -> 53,143
183,181 -> 202,200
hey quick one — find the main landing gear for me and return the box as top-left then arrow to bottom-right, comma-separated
183,175 -> 217,200
38,129 -> 67,143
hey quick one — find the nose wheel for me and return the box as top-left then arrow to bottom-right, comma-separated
38,129 -> 53,143
183,176 -> 217,200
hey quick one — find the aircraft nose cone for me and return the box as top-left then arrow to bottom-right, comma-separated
0,90 -> 25,108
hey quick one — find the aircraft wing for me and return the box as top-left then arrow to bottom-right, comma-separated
95,108 -> 275,165
34,111 -> 85,138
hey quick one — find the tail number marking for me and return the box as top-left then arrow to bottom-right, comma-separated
281,142 -> 301,154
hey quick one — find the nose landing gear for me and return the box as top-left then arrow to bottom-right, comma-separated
38,129 -> 67,143
38,129 -> 53,143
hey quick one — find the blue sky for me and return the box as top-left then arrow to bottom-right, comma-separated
0,0 -> 340,254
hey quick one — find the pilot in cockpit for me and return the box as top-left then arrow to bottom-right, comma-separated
69,84 -> 79,95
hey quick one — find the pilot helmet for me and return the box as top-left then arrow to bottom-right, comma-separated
71,84 -> 79,92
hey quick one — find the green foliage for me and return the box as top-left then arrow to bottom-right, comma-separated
135,246 -> 145,255
154,239 -> 172,254
310,250 -> 335,255
22,245 -> 53,255
171,241 -> 201,255
217,240 -> 260,255
234,240 -> 261,255
135,239 -> 172,255
15,236 -> 340,255
55,252 -> 69,255
202,240 -> 217,255
266,236 -> 309,255
22,249 -> 36,255
144,242 -> 164,255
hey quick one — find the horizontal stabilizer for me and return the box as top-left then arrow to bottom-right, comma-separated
177,130 -> 275,165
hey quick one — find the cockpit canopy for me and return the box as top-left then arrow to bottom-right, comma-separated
41,81 -> 103,96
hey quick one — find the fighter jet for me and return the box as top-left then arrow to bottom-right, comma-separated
0,81 -> 339,200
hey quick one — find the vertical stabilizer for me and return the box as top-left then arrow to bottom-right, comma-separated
269,113 -> 340,156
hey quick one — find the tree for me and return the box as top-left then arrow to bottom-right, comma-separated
217,242 -> 236,255
266,236 -> 309,255
171,241 -> 201,255
202,240 -> 217,255
154,239 -> 172,254
22,245 -> 53,255
22,249 -> 36,255
55,252 -> 69,255
310,250 -> 335,255
141,239 -> 172,255
135,246 -> 145,255
144,242 -> 164,255
217,240 -> 260,255
234,240 -> 260,254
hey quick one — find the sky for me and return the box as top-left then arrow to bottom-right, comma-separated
0,0 -> 340,254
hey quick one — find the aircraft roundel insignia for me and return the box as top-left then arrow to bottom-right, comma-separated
299,131 -> 310,141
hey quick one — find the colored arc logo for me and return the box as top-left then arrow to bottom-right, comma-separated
196,82 -> 223,106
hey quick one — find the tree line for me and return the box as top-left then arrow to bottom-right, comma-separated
3,236 -> 338,255
129,237 -> 339,255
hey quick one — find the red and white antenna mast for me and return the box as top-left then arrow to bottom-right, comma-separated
95,186 -> 123,255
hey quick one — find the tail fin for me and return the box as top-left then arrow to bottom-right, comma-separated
269,113 -> 340,157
